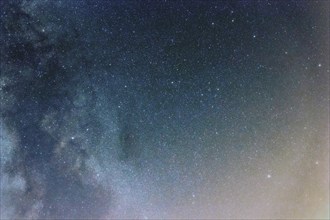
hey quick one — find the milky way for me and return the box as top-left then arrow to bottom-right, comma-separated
0,0 -> 329,219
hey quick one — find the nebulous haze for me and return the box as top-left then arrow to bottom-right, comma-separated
0,0 -> 329,219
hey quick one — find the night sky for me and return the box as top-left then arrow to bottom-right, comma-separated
0,0 -> 329,219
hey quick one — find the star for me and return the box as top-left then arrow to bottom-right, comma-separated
0,1 -> 328,219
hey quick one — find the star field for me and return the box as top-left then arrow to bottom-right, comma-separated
0,0 -> 329,219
